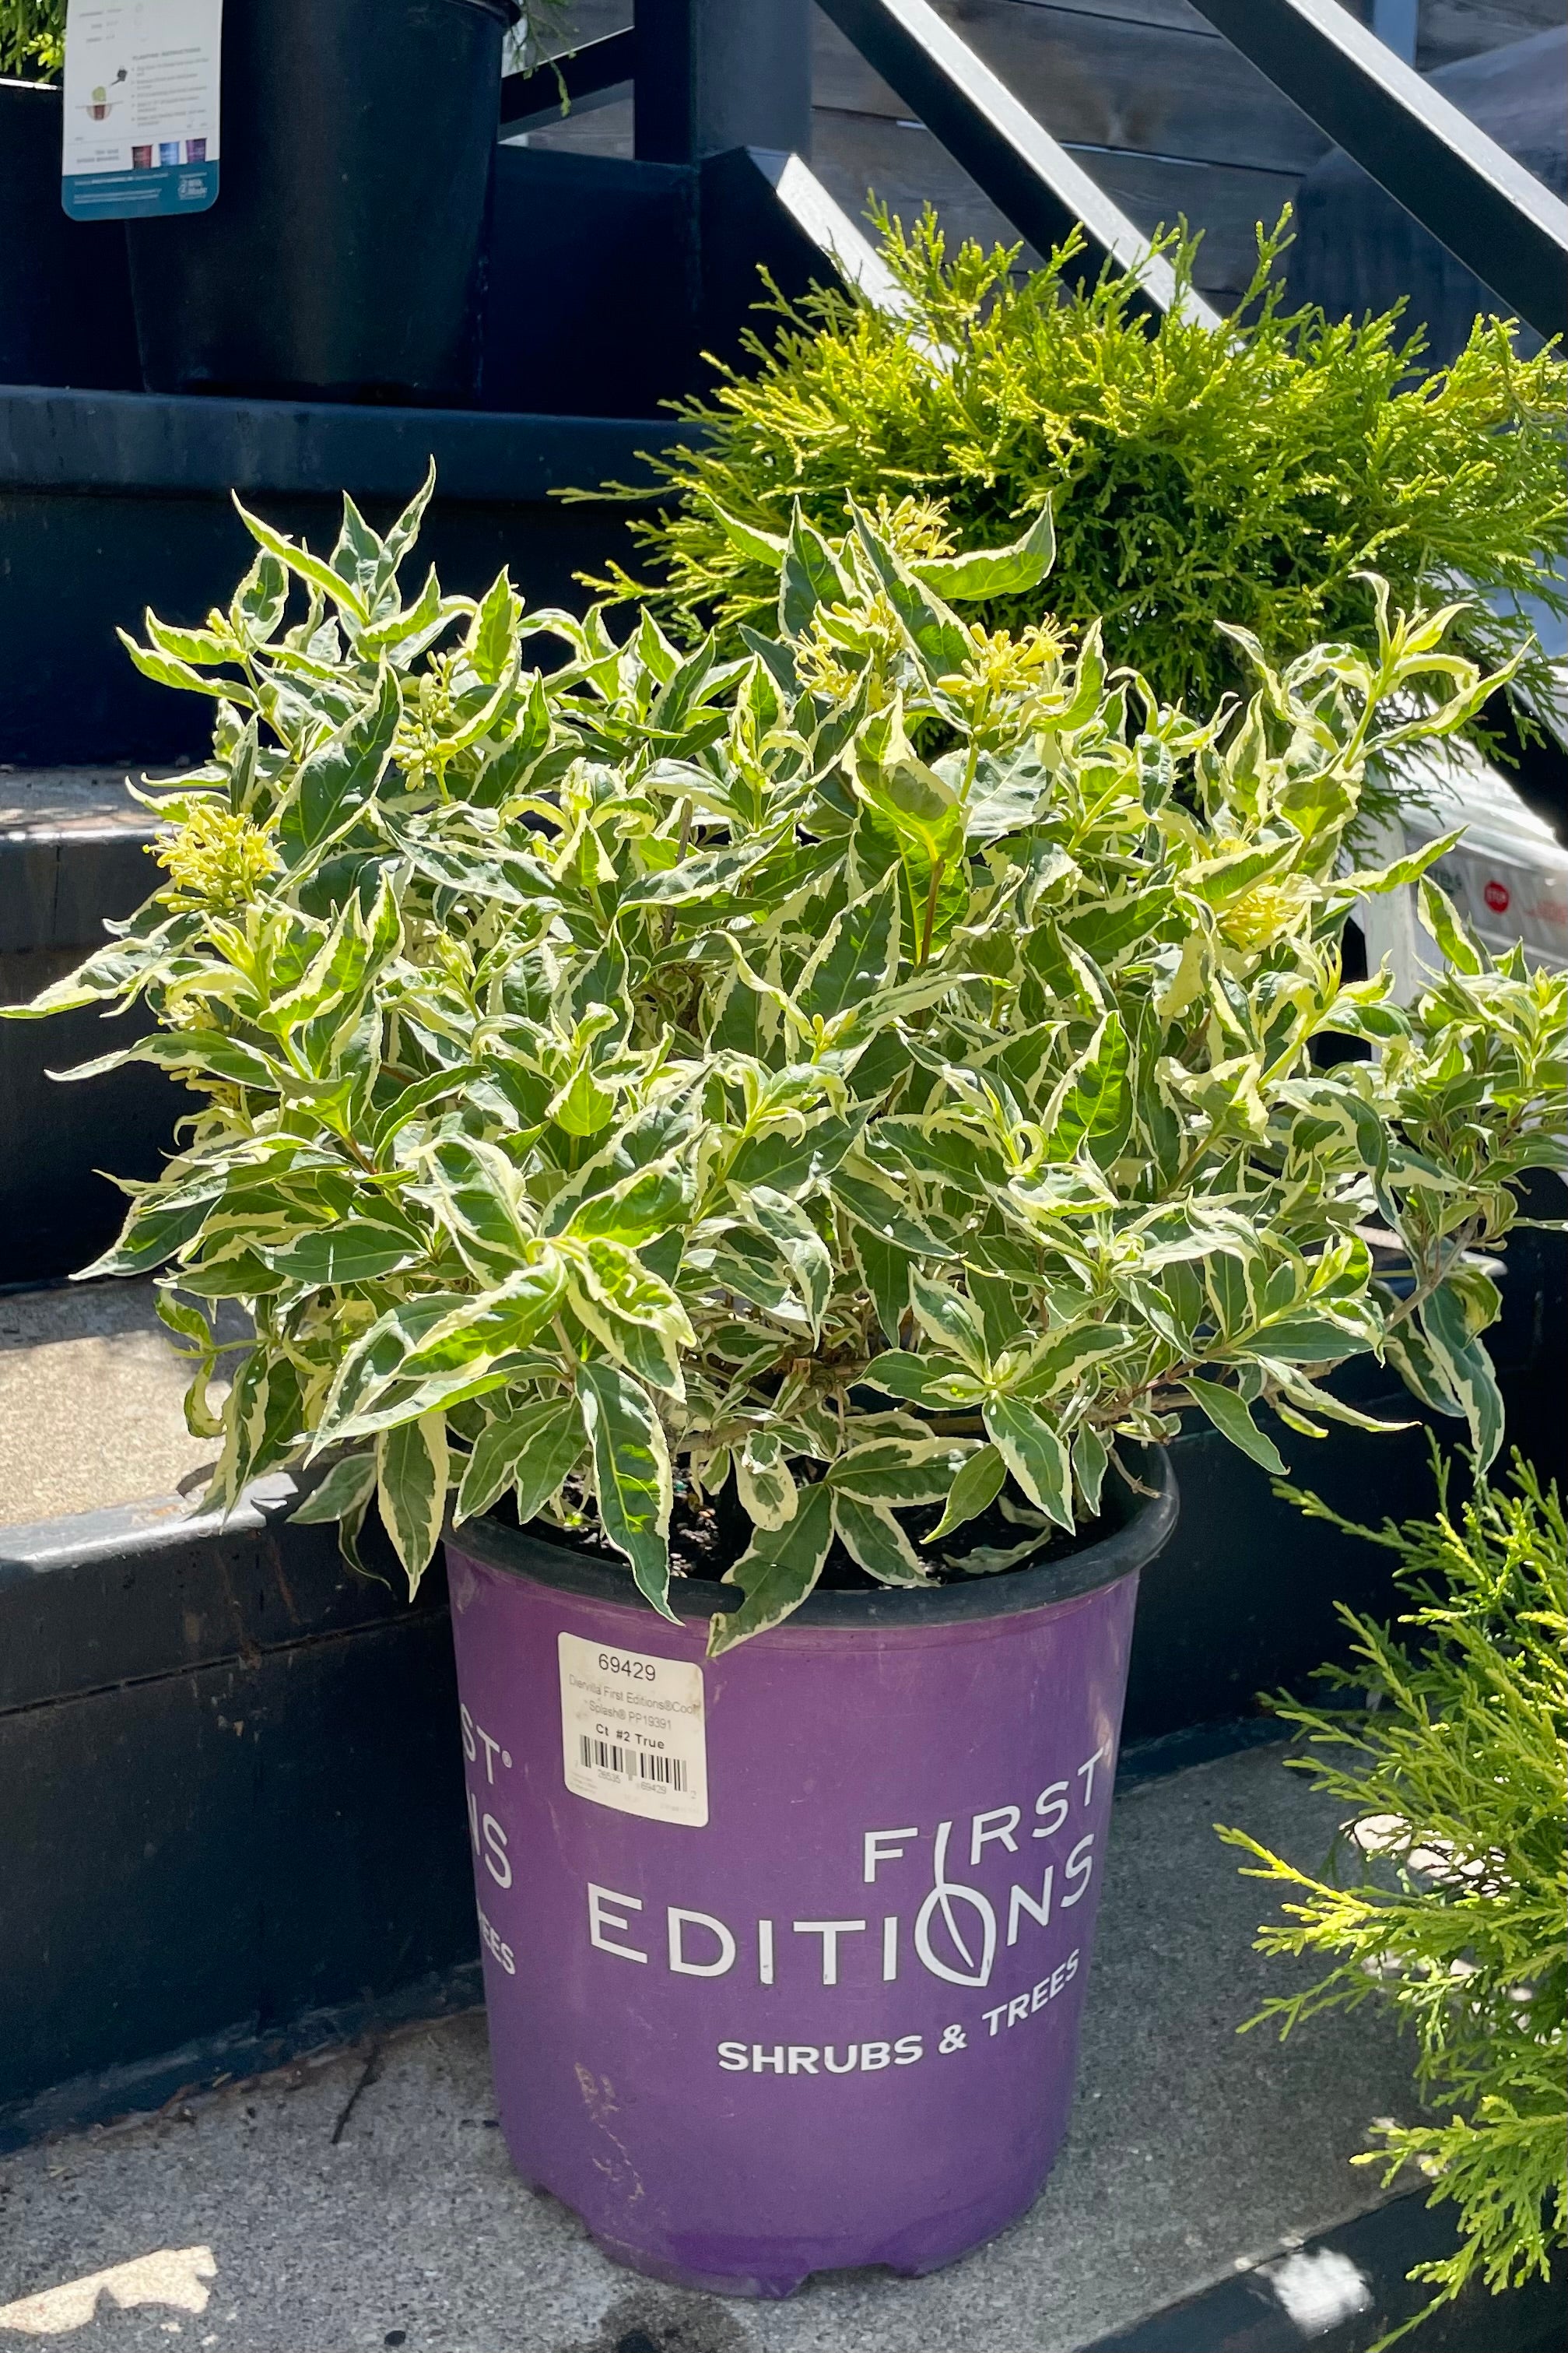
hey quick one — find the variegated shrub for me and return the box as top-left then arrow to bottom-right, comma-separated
11,475 -> 1564,1649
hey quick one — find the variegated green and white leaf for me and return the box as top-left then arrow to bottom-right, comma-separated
19,483 -> 1558,1649
1072,1425 -> 1110,1516
832,1494 -> 932,1586
1011,1322 -> 1131,1400
735,1428 -> 798,1530
983,1398 -> 1074,1530
577,1360 -> 675,1619
1182,1376 -> 1288,1477
829,1437 -> 969,1507
204,1350 -> 303,1514
742,1185 -> 833,1340
377,1411 -> 450,1595
266,1220 -> 426,1289
291,1451 -> 378,1527
570,1236 -> 694,1397
796,873 -> 900,1028
455,1397 -> 585,1524
862,1349 -> 984,1408
1419,1282 -> 1505,1470
710,1480 -> 834,1656
908,1271 -> 988,1373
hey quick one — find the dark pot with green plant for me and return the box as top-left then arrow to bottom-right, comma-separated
0,5 -> 139,388
8,481 -> 1563,2286
124,0 -> 525,402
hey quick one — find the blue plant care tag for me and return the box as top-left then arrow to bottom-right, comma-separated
61,0 -> 223,221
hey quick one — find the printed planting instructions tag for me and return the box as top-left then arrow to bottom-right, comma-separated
62,0 -> 223,221
559,1632 -> 709,1828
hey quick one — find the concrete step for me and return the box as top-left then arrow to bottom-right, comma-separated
0,1740 -> 1551,2353
0,1277 -> 227,1527
1,764 -> 189,1287
0,765 -> 163,834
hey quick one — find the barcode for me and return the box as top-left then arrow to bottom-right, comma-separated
578,1733 -> 688,1793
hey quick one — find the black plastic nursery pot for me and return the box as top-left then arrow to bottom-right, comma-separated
444,1456 -> 1177,2295
125,0 -> 519,402
0,79 -> 140,391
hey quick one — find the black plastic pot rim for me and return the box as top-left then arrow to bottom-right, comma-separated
449,1447 -> 1180,1629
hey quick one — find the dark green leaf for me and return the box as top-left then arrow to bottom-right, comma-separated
1183,1377 -> 1287,1475
456,1397 -> 584,1524
577,1359 -> 675,1618
983,1398 -> 1074,1528
709,1480 -> 833,1655
377,1412 -> 450,1594
926,1442 -> 1006,1540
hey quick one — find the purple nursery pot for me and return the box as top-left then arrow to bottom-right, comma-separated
445,1456 -> 1177,2297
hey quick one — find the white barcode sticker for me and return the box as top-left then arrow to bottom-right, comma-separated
558,1632 -> 709,1827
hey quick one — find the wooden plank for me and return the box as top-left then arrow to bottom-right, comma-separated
521,52 -> 1303,307
535,0 -> 1229,51
975,0 -> 1223,30
807,0 -> 1567,63
1416,1 -> 1566,72
811,109 -> 1298,297
518,0 -> 1567,118
522,97 -> 1295,305
1079,146 -> 1304,291
522,93 -> 636,157
813,5 -> 908,114
811,107 -> 1040,256
519,0 -> 1562,312
811,2 -> 1332,174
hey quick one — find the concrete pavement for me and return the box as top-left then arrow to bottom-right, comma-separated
0,1743 -> 1421,2353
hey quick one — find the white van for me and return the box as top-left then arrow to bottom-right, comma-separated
1358,731 -> 1568,999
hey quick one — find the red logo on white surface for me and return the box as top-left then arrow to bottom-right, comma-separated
1482,879 -> 1511,915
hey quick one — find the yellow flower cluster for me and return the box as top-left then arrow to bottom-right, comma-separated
947,618 -> 1065,697
868,493 -> 956,563
157,801 -> 279,911
794,590 -> 903,702
1218,878 -> 1314,952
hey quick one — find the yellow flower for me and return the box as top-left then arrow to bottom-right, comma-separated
935,620 -> 1067,726
870,494 -> 955,563
157,802 -> 279,912
1219,877 -> 1311,952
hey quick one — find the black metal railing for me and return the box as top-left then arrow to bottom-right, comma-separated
1185,0 -> 1567,342
497,0 -> 1568,342
813,0 -> 1216,323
